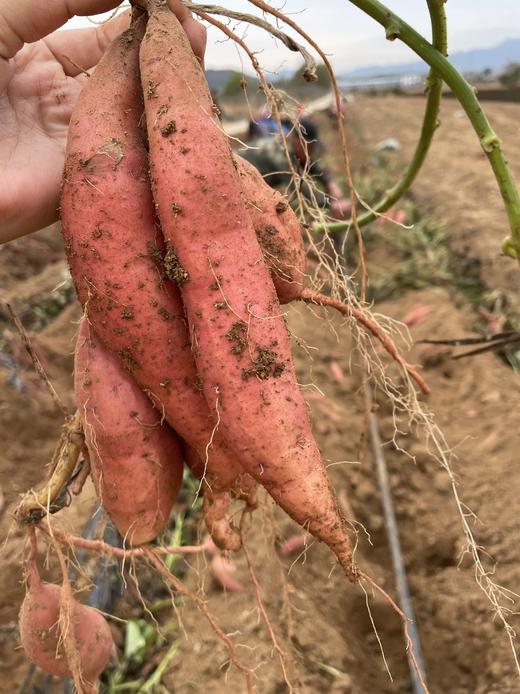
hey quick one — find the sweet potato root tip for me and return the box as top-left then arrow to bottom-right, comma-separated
203,490 -> 242,552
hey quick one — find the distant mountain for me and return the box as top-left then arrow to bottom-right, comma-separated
205,68 -> 260,99
205,69 -> 238,91
205,69 -> 259,91
339,38 -> 520,81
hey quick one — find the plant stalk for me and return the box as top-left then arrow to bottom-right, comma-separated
315,0 -> 446,233
318,0 -> 520,262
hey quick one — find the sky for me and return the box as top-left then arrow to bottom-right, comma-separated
67,1 -> 520,75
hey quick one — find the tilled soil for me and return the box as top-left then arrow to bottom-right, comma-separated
1,96 -> 519,693
349,93 -> 520,307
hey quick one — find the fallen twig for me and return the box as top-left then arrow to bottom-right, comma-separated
5,302 -> 68,416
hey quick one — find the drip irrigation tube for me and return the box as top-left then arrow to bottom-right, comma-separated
365,382 -> 428,693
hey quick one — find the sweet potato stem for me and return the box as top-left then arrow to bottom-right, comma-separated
185,2 -> 317,78
16,411 -> 84,524
315,0 -> 520,263
314,0 -> 446,232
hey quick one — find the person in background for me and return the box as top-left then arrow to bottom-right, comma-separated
241,112 -> 351,221
327,93 -> 347,121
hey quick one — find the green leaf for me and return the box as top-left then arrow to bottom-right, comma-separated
125,620 -> 148,661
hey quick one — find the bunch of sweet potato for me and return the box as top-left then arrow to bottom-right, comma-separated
19,2 -> 353,684
60,1 -> 352,563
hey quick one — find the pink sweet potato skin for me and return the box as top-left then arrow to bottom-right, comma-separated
60,17 -> 248,549
75,319 -> 183,544
235,155 -> 306,303
141,5 -> 353,576
19,558 -> 113,683
183,442 -> 257,549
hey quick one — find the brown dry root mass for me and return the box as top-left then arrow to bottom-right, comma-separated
15,411 -> 84,524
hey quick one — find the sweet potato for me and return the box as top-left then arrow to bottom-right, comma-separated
75,318 -> 183,544
19,537 -> 113,686
182,440 -> 256,549
235,155 -> 305,303
235,158 -> 430,394
60,16 -> 252,550
141,2 -> 354,578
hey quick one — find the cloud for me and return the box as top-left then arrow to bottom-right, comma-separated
65,0 -> 520,74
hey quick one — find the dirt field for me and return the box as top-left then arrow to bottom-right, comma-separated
1,94 -> 520,693
350,94 -> 520,304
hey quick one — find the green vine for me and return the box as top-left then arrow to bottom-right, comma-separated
317,0 -> 520,262
315,0 -> 446,234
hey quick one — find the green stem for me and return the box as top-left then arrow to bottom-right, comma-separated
316,0 -> 446,233
140,641 -> 179,692
317,0 -> 520,261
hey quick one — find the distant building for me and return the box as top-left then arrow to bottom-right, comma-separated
338,73 -> 424,91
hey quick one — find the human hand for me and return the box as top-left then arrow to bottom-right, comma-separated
0,0 -> 206,244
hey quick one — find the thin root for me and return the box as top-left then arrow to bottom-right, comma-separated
360,571 -> 430,694
143,548 -> 255,693
240,510 -> 293,692
36,523 -> 207,560
301,289 -> 429,395
5,303 -> 68,416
